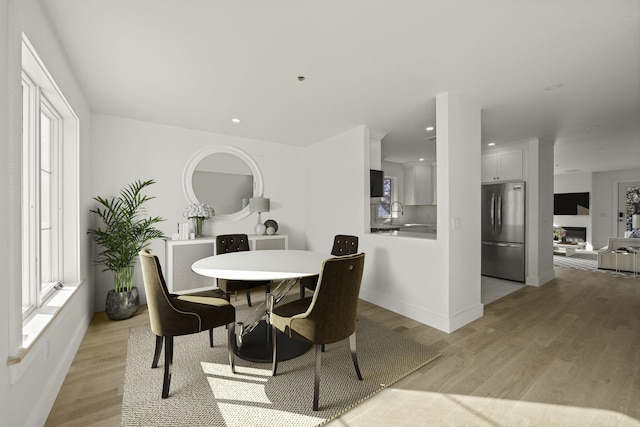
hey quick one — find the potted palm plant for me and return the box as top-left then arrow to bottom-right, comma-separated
88,179 -> 165,320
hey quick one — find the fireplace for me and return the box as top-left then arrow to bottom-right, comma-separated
562,226 -> 587,243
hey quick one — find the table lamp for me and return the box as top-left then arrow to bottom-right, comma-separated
249,197 -> 270,235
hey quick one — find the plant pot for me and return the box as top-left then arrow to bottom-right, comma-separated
105,287 -> 140,320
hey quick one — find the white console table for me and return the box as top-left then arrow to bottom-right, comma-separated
164,234 -> 288,293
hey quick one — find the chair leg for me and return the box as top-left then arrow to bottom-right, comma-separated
246,289 -> 252,307
299,282 -> 305,299
349,332 -> 363,380
161,336 -> 174,398
224,292 -> 231,330
271,324 -> 278,376
227,322 -> 235,374
313,343 -> 322,411
209,328 -> 214,347
152,335 -> 163,368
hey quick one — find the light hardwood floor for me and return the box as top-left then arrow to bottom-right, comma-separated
45,267 -> 640,426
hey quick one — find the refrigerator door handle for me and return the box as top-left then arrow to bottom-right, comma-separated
497,195 -> 502,230
482,241 -> 512,247
490,194 -> 495,226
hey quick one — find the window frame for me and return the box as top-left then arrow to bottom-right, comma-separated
38,95 -> 64,304
20,35 -> 79,321
377,176 -> 396,219
21,72 -> 65,317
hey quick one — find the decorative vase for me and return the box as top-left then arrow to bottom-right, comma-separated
255,222 -> 266,235
192,217 -> 204,237
105,287 -> 140,320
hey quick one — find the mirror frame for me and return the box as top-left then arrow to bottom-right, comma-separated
182,145 -> 263,222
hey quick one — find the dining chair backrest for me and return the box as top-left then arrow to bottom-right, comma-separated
331,235 -> 359,256
296,253 -> 365,344
216,234 -> 250,254
139,250 -> 201,337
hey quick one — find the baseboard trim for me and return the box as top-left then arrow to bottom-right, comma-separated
360,288 -> 483,333
527,269 -> 555,287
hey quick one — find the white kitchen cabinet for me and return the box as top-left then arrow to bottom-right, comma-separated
481,150 -> 522,182
164,234 -> 288,293
403,164 -> 436,205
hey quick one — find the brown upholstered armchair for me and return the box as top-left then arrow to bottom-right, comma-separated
271,252 -> 365,411
299,234 -> 358,298
139,250 -> 236,398
216,234 -> 271,306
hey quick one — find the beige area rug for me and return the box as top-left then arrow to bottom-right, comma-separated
122,314 -> 440,427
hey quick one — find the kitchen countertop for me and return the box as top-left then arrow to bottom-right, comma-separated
370,223 -> 437,239
372,223 -> 436,229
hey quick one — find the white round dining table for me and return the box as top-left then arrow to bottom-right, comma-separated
191,249 -> 331,363
192,249 -> 331,281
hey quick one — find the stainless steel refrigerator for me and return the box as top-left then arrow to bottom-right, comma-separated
481,182 -> 526,282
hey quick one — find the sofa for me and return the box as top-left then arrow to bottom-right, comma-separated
597,237 -> 640,272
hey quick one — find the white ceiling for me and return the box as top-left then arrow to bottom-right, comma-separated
42,0 -> 640,174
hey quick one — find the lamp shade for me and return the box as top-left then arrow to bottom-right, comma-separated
633,214 -> 640,229
249,197 -> 270,213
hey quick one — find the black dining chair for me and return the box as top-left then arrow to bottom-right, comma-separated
139,250 -> 236,398
299,234 -> 359,298
216,234 -> 271,307
271,252 -> 365,411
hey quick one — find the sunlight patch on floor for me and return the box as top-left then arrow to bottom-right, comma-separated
202,362 -> 271,403
201,362 -> 324,426
332,389 -> 640,426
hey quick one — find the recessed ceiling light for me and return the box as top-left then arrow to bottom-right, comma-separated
487,142 -> 496,146
544,83 -> 564,91
419,158 -> 425,161
231,118 -> 241,123
297,76 -> 306,81
426,126 -> 434,131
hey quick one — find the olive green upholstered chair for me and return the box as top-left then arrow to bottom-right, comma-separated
139,250 -> 236,399
299,234 -> 359,298
216,234 -> 271,307
271,252 -> 365,411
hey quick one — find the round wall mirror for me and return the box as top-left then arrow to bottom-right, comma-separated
182,145 -> 263,221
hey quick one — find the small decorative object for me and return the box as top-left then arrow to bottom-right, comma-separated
88,179 -> 165,320
553,226 -> 566,242
256,223 -> 267,235
266,226 -> 276,235
264,219 -> 278,233
183,203 -> 214,237
249,197 -> 270,235
632,214 -> 640,238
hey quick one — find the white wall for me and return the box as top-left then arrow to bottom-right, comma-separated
305,94 -> 482,333
90,114 -> 307,311
436,93 -> 483,329
527,138 -> 555,286
591,167 -> 640,249
553,172 -> 593,249
1,1 -> 94,426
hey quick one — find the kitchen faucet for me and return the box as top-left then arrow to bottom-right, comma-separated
389,201 -> 404,224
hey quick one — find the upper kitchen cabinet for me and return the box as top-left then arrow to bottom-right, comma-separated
404,163 -> 436,205
481,149 -> 523,183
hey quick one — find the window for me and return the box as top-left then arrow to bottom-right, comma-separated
377,177 -> 394,218
21,36 -> 79,320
